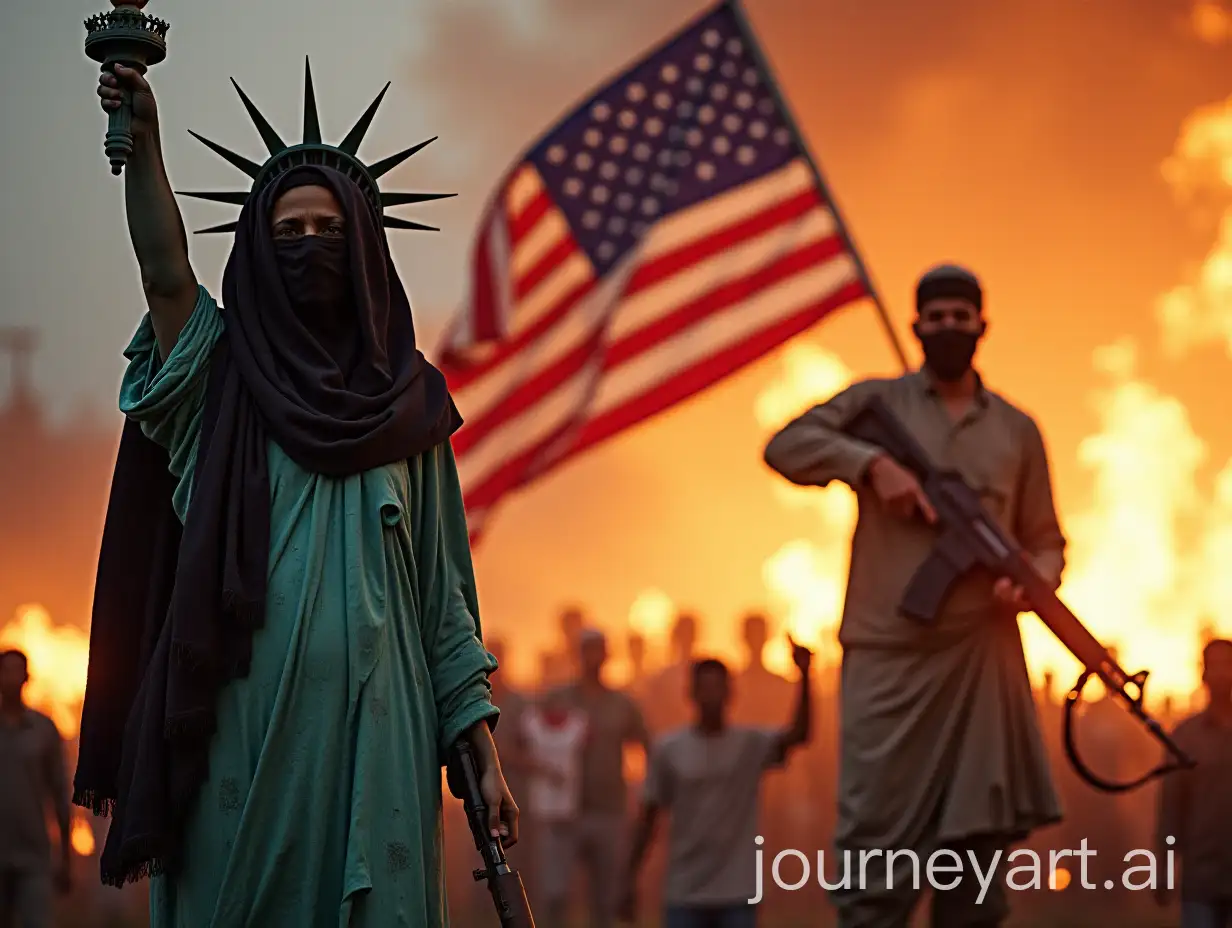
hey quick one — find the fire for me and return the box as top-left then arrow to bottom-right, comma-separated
752,91 -> 1232,702
753,342 -> 855,674
0,604 -> 90,738
71,809 -> 96,857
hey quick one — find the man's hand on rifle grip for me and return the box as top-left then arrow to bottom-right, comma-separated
867,453 -> 937,524
992,577 -> 1030,613
467,720 -> 520,845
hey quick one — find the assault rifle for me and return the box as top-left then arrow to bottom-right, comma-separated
841,395 -> 1195,793
447,738 -> 535,928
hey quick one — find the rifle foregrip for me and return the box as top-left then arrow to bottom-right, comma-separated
491,870 -> 536,928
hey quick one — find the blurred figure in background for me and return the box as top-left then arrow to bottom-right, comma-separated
730,612 -> 795,898
486,638 -> 534,889
731,613 -> 793,724
619,639 -> 813,927
0,648 -> 71,928
643,612 -> 699,734
1156,638 -> 1232,927
626,632 -> 649,699
541,606 -> 587,688
544,628 -> 650,928
521,686 -> 589,928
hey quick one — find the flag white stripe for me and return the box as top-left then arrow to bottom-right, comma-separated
460,159 -> 814,364
608,205 -> 837,342
487,207 -> 515,337
636,158 -> 815,261
456,229 -> 856,492
452,200 -> 836,423
509,208 -> 570,282
505,164 -> 543,220
455,260 -> 638,489
589,251 -> 859,418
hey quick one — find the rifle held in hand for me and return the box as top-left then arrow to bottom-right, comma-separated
446,738 -> 535,928
841,394 -> 1195,793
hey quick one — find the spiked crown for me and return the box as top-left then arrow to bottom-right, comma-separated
178,59 -> 454,235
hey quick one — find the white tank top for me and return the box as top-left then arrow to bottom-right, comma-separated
521,708 -> 588,822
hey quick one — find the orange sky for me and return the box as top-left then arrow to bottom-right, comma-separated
438,0 -> 1232,683
2,0 -> 1231,694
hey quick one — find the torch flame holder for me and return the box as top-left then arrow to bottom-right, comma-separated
84,6 -> 170,175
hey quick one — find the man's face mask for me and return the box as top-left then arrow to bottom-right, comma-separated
912,301 -> 984,382
274,235 -> 350,322
913,327 -> 981,382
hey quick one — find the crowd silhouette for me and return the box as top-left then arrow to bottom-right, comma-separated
439,608 -> 1216,926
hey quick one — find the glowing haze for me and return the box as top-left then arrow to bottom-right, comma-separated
750,86 -> 1232,701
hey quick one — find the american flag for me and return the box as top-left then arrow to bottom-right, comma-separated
439,0 -> 870,541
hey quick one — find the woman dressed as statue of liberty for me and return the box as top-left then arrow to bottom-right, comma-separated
74,37 -> 518,927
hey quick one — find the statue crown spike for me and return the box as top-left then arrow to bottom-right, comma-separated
177,59 -> 454,235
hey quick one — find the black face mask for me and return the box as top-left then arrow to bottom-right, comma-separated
274,235 -> 350,323
914,326 -> 980,382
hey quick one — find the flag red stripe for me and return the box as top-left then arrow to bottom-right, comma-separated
469,215 -> 501,343
508,190 -> 552,244
452,234 -> 845,455
569,280 -> 867,454
462,419 -> 578,510
606,234 -> 847,366
450,316 -> 602,457
441,275 -> 596,391
444,190 -> 820,389
623,189 -> 819,298
460,280 -> 866,512
513,236 -> 579,301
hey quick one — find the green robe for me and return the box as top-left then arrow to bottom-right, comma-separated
120,286 -> 499,928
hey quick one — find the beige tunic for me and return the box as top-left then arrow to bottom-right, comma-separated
764,369 -> 1064,867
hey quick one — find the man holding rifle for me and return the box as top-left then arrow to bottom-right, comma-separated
764,265 -> 1065,928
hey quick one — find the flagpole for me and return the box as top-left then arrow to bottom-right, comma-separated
727,0 -> 911,373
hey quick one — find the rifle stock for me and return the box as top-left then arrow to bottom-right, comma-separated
446,738 -> 536,928
841,395 -> 1195,792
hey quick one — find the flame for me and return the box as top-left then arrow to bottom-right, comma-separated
0,604 -> 89,738
71,809 -> 95,857
753,343 -> 856,675
753,93 -> 1232,702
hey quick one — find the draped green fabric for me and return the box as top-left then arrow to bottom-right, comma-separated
120,288 -> 498,927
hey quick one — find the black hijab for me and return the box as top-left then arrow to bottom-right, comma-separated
74,165 -> 462,886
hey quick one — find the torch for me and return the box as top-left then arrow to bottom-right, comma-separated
84,0 -> 169,175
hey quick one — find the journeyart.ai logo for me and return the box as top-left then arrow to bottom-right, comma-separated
748,836 -> 1179,904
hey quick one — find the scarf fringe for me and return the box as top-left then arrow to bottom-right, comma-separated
72,788 -> 116,819
102,837 -> 170,888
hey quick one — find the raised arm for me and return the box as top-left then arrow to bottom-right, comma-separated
763,381 -> 884,489
98,64 -> 198,358
770,638 -> 813,763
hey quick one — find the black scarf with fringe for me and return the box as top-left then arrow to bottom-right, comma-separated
73,165 -> 461,886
